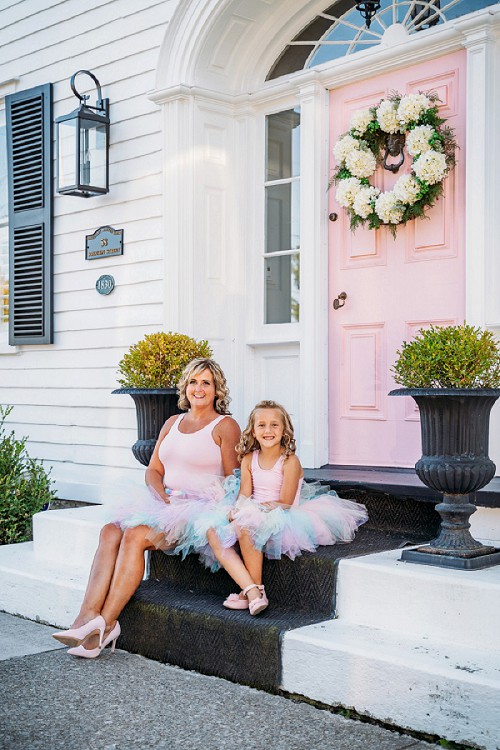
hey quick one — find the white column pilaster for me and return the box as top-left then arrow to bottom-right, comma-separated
458,17 -> 500,327
297,78 -> 329,468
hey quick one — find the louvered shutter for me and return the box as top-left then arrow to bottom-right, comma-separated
6,83 -> 53,345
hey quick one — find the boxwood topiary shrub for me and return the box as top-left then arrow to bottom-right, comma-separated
0,405 -> 57,545
392,324 -> 500,389
117,331 -> 213,389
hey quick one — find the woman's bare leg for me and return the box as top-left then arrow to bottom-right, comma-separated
206,528 -> 261,601
71,523 -> 123,628
79,525 -> 162,651
237,528 -> 264,587
99,525 -> 157,633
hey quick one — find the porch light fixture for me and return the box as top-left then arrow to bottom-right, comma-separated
56,70 -> 109,197
355,1 -> 381,28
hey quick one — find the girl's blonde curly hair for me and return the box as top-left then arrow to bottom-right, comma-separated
236,400 -> 296,462
177,358 -> 231,414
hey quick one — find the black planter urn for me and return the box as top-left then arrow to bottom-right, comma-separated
389,388 -> 500,570
112,388 -> 183,467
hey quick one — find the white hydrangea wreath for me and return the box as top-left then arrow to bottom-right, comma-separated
331,91 -> 457,236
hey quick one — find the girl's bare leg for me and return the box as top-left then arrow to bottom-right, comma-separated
206,528 -> 261,602
71,523 -> 123,628
237,528 -> 264,587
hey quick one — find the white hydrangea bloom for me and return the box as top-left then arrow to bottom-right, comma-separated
349,109 -> 373,136
376,100 -> 400,134
406,125 -> 434,157
412,150 -> 447,184
336,177 -> 363,208
393,174 -> 421,206
375,191 -> 405,224
353,185 -> 380,219
333,135 -> 360,164
345,147 -> 377,179
397,93 -> 431,126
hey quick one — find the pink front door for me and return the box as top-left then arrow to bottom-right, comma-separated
328,51 -> 466,467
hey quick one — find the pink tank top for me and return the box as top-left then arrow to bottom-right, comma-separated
159,414 -> 226,492
251,450 -> 302,506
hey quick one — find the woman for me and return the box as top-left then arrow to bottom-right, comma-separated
52,358 -> 241,658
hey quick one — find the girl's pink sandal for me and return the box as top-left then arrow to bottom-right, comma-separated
223,592 -> 249,610
243,584 -> 268,616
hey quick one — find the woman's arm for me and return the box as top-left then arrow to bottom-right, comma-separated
278,454 -> 304,507
144,415 -> 179,503
214,416 -> 241,477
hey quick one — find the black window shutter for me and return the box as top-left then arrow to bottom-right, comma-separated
6,83 -> 53,345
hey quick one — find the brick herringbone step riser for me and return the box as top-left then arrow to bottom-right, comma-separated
150,552 -> 335,614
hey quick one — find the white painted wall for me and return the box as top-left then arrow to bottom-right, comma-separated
0,0 -> 179,501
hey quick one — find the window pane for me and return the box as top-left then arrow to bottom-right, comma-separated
265,181 -> 300,253
266,109 -> 300,180
0,225 -> 8,325
265,253 -> 300,324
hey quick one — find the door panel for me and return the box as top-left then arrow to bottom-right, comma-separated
328,51 -> 466,467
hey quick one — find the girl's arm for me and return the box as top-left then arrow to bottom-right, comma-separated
213,416 -> 241,476
278,454 -> 304,507
238,453 -> 253,497
144,415 -> 179,503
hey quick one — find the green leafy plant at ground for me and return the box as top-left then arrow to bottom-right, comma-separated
117,331 -> 213,389
0,405 -> 57,545
392,324 -> 500,388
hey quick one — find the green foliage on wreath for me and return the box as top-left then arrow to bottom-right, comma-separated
117,332 -> 213,389
0,405 -> 56,545
392,324 -> 500,389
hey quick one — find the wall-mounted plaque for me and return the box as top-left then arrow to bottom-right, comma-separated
86,226 -> 123,260
96,275 -> 115,295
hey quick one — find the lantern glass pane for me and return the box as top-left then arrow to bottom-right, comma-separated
58,119 -> 77,190
79,118 -> 107,189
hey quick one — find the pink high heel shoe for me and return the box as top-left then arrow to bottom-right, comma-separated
52,615 -> 105,648
67,621 -> 121,659
243,584 -> 268,616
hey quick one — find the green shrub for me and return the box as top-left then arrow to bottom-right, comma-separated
392,324 -> 500,388
0,405 -> 57,545
117,331 -> 213,389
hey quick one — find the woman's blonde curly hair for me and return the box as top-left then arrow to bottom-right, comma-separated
177,358 -> 231,414
236,400 -> 296,462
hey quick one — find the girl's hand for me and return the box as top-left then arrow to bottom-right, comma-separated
261,501 -> 280,510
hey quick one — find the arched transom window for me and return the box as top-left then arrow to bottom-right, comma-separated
267,0 -> 497,79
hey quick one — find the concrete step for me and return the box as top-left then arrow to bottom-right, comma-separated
33,505 -> 109,564
281,618 -> 500,750
0,541 -> 89,628
335,545 -> 500,650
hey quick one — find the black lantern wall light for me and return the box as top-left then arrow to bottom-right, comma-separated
56,70 -> 110,197
355,1 -> 381,28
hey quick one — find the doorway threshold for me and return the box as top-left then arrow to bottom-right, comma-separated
303,465 -> 500,509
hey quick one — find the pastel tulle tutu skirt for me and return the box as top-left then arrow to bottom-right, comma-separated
105,473 -> 238,552
188,480 -> 369,570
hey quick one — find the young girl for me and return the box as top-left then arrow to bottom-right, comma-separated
203,400 -> 368,616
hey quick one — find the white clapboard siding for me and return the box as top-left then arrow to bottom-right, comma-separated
53,196 -> 163,236
5,404 -> 135,430
0,0 -> 176,502
55,261 -> 164,295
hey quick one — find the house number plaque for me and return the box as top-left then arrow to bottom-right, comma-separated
96,275 -> 115,296
86,226 -> 124,260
